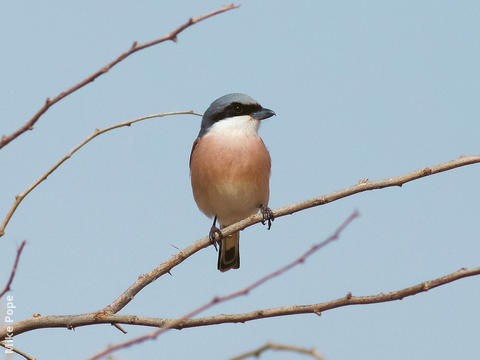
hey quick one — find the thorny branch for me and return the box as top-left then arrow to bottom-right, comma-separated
1,265 -> 478,340
0,4 -> 238,149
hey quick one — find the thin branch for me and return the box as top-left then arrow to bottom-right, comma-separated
0,4 -> 238,149
0,341 -> 36,360
88,211 -> 358,360
1,265 -> 478,339
272,154 -> 480,219
0,240 -> 26,299
0,111 -> 201,237
230,342 -> 325,360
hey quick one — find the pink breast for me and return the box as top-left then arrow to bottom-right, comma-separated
190,134 -> 271,225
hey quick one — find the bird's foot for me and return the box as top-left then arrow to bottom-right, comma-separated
209,225 -> 222,251
260,204 -> 275,230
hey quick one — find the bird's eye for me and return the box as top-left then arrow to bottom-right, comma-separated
234,104 -> 243,113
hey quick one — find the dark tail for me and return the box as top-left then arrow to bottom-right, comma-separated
217,232 -> 240,272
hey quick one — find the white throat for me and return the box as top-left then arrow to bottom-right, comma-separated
207,115 -> 260,137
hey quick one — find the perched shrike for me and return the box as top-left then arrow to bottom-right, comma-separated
190,93 -> 276,272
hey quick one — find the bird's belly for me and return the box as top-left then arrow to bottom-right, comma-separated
190,134 -> 271,226
211,179 -> 265,225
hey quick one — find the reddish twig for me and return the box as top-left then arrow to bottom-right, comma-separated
0,4 -> 238,149
0,240 -> 26,299
88,211 -> 359,360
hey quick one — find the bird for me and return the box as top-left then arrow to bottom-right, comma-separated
190,93 -> 276,272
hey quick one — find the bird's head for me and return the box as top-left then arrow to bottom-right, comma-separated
198,93 -> 275,137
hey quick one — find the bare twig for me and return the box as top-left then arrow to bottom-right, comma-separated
1,265 -> 478,339
230,342 -> 325,360
271,155 -> 480,219
0,111 -> 201,237
0,240 -> 26,299
0,4 -> 238,149
88,211 -> 358,360
0,341 -> 36,360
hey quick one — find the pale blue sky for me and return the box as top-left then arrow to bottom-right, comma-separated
1,1 -> 479,359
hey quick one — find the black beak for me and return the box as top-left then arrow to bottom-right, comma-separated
252,107 -> 276,120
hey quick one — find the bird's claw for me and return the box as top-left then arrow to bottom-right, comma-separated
260,205 -> 274,230
209,225 -> 222,251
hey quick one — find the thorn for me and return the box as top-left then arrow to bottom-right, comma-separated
111,323 -> 127,334
345,291 -> 352,299
131,41 -> 138,49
